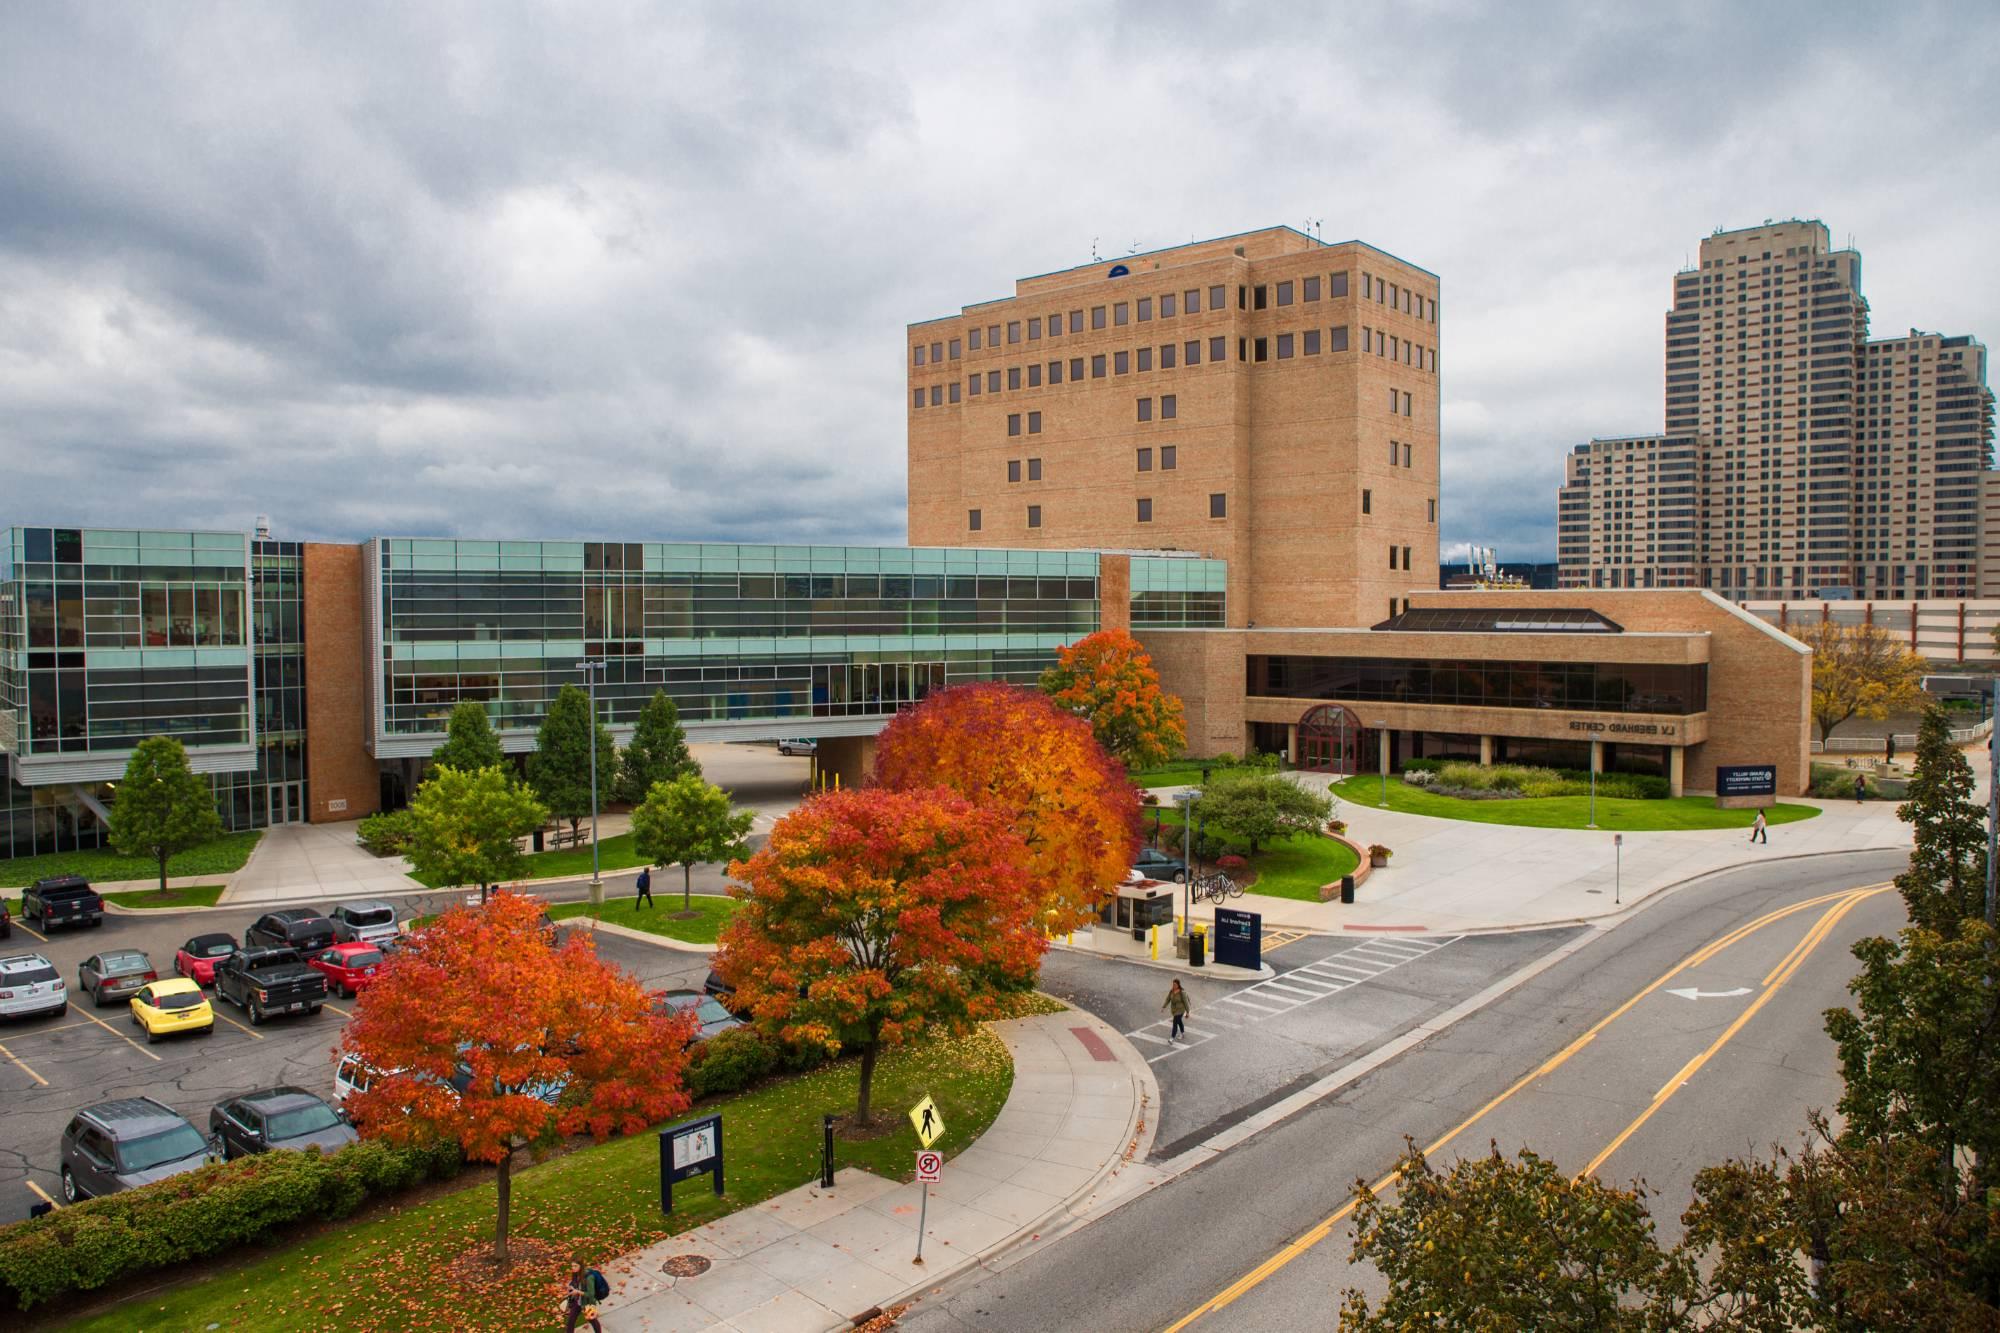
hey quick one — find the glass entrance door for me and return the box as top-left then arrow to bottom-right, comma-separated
267,782 -> 304,825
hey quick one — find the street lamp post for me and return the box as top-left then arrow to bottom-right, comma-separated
1614,831 -> 1623,905
1373,722 -> 1391,807
576,659 -> 605,909
1587,727 -> 1604,830
1175,788 -> 1200,944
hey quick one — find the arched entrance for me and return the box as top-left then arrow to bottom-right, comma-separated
1297,704 -> 1363,775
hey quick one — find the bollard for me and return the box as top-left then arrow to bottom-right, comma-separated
821,1114 -> 836,1189
1149,925 -> 1159,960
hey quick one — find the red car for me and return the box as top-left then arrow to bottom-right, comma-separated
173,933 -> 238,986
308,942 -> 386,998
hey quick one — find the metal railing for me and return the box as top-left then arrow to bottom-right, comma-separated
1812,715 -> 1993,753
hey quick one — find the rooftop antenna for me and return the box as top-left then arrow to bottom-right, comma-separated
1127,239 -> 1140,255
1091,236 -> 1101,261
1305,217 -> 1323,241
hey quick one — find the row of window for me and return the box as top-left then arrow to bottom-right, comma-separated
967,494 -> 1228,532
1361,327 -> 1437,372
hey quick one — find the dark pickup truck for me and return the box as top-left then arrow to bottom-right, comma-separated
213,946 -> 328,1026
20,876 -> 104,932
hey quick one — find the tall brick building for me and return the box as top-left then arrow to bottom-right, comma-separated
1558,219 -> 1995,600
908,227 -> 1442,629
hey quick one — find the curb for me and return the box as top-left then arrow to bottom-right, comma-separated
1045,938 -> 1275,981
565,916 -> 721,954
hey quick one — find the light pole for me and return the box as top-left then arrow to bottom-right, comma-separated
1587,727 -> 1604,829
1614,831 -> 1623,905
1175,788 -> 1200,943
1373,721 -> 1391,807
576,659 -> 605,909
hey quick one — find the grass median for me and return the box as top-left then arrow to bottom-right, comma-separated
550,894 -> 740,945
0,831 -> 262,889
1330,778 -> 1821,831
67,1023 -> 1017,1333
1144,808 -> 1360,901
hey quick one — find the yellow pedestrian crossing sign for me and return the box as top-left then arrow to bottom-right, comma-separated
909,1094 -> 945,1149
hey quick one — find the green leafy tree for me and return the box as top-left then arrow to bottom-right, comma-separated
1193,772 -> 1332,855
1894,704 -> 1989,937
528,684 -> 616,843
405,765 -> 547,901
630,772 -> 754,911
109,736 -> 226,894
429,700 -> 506,776
614,690 -> 698,806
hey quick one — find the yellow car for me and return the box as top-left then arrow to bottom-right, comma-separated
129,977 -> 216,1044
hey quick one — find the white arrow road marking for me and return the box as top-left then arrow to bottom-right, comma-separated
1665,986 -> 1753,1000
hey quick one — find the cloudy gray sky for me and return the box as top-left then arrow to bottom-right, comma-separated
1,2 -> 1994,564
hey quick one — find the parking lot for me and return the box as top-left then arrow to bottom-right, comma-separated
0,899 -> 713,1220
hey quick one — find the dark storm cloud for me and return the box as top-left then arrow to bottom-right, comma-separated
0,1 -> 1994,566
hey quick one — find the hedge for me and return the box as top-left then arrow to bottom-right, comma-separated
1426,762 -> 1670,801
0,1138 -> 461,1312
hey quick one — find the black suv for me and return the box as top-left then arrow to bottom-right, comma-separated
21,876 -> 104,931
243,910 -> 336,955
60,1097 -> 216,1201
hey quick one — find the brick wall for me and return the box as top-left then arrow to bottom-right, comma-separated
302,543 -> 381,823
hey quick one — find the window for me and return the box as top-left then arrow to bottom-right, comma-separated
1254,337 -> 1269,362
1115,302 -> 1130,326
1362,488 -> 1372,514
1069,310 -> 1084,334
1137,447 -> 1153,471
1137,297 -> 1152,321
1161,292 -> 1177,317
1209,284 -> 1225,311
1427,498 -> 1436,524
1161,394 -> 1177,419
1277,280 -> 1294,306
1161,342 -> 1177,369
948,381 -> 961,403
1304,328 -> 1321,355
1091,354 -> 1106,378
1008,413 -> 1022,437
1303,275 -> 1320,302
1388,388 -> 1398,412
1027,506 -> 1041,529
1185,288 -> 1201,314
1092,306 -> 1106,330
1027,411 -> 1042,434
1389,440 -> 1399,465
1330,325 -> 1349,352
914,344 -> 927,366
929,385 -> 942,405
1137,498 -> 1153,523
1070,357 -> 1084,381
1137,346 -> 1153,371
1114,350 -> 1130,374
1138,397 -> 1153,422
1027,317 -> 1041,339
1161,445 -> 1177,470
1007,321 -> 1021,344
1210,493 -> 1227,519
1402,442 -> 1412,467
1185,339 -> 1201,365
913,388 -> 924,408
1027,363 -> 1041,387
988,324 -> 1000,345
1277,332 -> 1294,359
1402,391 -> 1412,416
1210,336 -> 1226,363
1008,366 -> 1022,390
1254,284 -> 1268,310
1027,457 -> 1042,479
1048,360 -> 1062,385
968,509 -> 981,531
1402,545 -> 1411,570
1364,273 -> 1373,300
1238,285 -> 1247,309
968,374 -> 981,396
1049,311 -> 1061,334
987,370 -> 1000,392
1330,271 -> 1349,298
931,341 -> 943,361
968,327 -> 982,350
1388,544 -> 1397,569
1008,459 -> 1022,482
1238,337 -> 1247,361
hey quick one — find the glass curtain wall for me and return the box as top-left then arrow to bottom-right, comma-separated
1246,655 -> 1709,714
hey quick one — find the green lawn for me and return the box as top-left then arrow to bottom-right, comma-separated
413,832 -> 654,888
67,1024 -> 1016,1333
1129,760 -> 1271,789
1145,808 -> 1359,901
550,894 -> 740,944
103,885 -> 227,909
0,830 -> 261,889
1329,778 -> 1822,831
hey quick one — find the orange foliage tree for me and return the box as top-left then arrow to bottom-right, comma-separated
718,786 -> 1044,1124
1039,628 -> 1187,770
338,891 -> 698,1263
874,682 -> 1142,933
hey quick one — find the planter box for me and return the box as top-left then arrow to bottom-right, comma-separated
1318,833 -> 1374,902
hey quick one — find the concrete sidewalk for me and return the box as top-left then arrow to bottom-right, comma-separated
1166,777 -> 1913,935
597,1010 -> 1155,1332
217,820 -> 425,905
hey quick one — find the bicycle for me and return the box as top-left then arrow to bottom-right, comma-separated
1197,874 -> 1242,904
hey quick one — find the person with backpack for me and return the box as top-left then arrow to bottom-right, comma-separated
635,866 -> 654,909
564,1260 -> 609,1331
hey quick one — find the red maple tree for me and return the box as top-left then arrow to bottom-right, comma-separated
1039,628 -> 1187,770
338,891 -> 698,1263
718,785 -> 1044,1124
873,682 -> 1141,933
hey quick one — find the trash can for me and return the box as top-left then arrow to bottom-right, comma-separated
532,828 -> 546,852
1190,927 -> 1206,968
1340,875 -> 1356,905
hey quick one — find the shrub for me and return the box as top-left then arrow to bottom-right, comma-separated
1400,758 -> 1446,774
356,808 -> 419,857
0,1137 -> 462,1311
1368,845 -> 1393,861
1402,770 -> 1439,788
686,1026 -> 781,1099
1216,854 -> 1248,872
1327,819 -> 1348,835
1428,762 -> 1668,801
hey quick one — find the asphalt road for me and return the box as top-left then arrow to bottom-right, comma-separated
900,847 -> 1911,1333
0,901 -> 711,1220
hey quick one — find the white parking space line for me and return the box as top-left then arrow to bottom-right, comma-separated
0,1040 -> 48,1087
210,1009 -> 264,1040
69,1003 -> 162,1062
24,1180 -> 56,1209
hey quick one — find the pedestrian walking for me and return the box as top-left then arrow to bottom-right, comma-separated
635,866 -> 653,908
1163,979 -> 1190,1043
1750,809 -> 1767,844
563,1260 -> 609,1332
1854,773 -> 1867,804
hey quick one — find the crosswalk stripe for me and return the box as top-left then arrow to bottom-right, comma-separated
1217,994 -> 1287,1014
1257,981 -> 1324,1000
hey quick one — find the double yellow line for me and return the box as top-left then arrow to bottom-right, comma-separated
1161,883 -> 1891,1331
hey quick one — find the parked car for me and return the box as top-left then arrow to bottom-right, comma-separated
21,876 -> 103,931
1132,847 -> 1189,883
332,1054 -> 453,1123
702,968 -> 740,1011
78,950 -> 157,1007
213,946 -> 328,1025
210,1087 -> 357,1159
0,952 -> 67,1020
129,977 -> 215,1043
60,1097 -> 218,1201
173,933 -> 238,986
326,901 -> 400,947
244,909 -> 337,956
654,989 -> 746,1044
776,738 -> 817,756
308,942 -> 386,998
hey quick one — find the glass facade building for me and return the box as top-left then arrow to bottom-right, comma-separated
1246,655 -> 1709,715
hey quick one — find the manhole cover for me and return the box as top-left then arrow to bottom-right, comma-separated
662,1254 -> 712,1278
